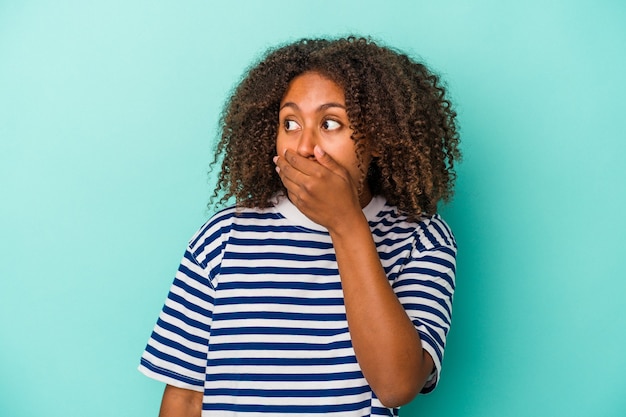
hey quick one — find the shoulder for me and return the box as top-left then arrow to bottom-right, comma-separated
190,204 -> 280,243
187,204 -> 281,266
372,201 -> 456,253
413,214 -> 457,252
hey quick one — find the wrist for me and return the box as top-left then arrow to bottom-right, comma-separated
327,210 -> 370,239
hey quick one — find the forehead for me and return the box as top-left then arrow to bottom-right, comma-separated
280,71 -> 345,105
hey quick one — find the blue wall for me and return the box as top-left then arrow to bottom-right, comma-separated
1,1 -> 625,416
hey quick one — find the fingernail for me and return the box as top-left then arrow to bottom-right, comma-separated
314,145 -> 325,155
273,156 -> 278,164
275,166 -> 280,173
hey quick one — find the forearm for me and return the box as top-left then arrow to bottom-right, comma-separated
159,385 -> 203,417
329,214 -> 433,408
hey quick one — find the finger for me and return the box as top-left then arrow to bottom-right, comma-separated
313,145 -> 351,180
273,154 -> 299,182
282,149 -> 325,177
273,154 -> 306,194
313,145 -> 343,173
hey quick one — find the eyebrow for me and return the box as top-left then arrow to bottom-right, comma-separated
279,102 -> 346,111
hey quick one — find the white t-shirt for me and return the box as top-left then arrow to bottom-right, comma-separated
139,195 -> 456,416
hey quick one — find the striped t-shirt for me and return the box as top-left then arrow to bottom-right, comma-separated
139,195 -> 456,416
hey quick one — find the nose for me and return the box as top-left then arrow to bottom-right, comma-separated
296,127 -> 317,159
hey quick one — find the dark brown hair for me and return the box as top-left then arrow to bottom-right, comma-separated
212,36 -> 460,219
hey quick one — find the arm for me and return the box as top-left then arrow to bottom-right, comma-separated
275,147 -> 433,407
158,385 -> 202,417
329,210 -> 435,407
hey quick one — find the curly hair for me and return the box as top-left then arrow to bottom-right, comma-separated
211,36 -> 460,219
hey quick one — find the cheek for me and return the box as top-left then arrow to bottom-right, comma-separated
330,144 -> 365,182
276,134 -> 304,156
275,134 -> 287,154
326,142 -> 359,167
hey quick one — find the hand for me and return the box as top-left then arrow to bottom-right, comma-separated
273,145 -> 363,232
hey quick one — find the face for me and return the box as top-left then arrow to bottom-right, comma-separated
276,71 -> 373,205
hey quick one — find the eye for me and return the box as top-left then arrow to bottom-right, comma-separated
283,119 -> 300,131
322,119 -> 341,131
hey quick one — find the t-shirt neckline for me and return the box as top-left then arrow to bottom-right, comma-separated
273,194 -> 387,232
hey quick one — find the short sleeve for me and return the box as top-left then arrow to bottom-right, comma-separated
138,247 -> 215,391
393,236 -> 456,393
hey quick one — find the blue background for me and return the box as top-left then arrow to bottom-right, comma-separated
1,1 -> 625,416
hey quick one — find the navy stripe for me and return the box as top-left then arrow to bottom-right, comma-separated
208,340 -> 353,352
417,330 -> 443,360
414,254 -> 456,273
376,242 -> 413,261
371,211 -> 405,227
189,207 -> 234,248
140,357 -> 203,386
233,211 -> 283,220
382,257 -> 409,279
432,214 -> 455,240
171,273 -> 214,303
371,225 -> 415,237
150,331 -> 207,359
421,222 -> 443,247
203,384 -> 368,397
413,232 -> 428,252
430,218 -> 452,247
393,278 -> 453,299
216,295 -> 344,306
178,251 -> 210,282
400,267 -> 455,289
207,355 -> 357,367
167,291 -> 213,318
230,223 -> 317,234
203,399 -> 371,413
156,318 -> 208,346
224,250 -> 336,262
405,304 -> 450,335
211,326 -> 348,337
144,344 -> 206,374
419,315 -> 452,336
195,243 -> 222,270
372,406 -> 395,416
204,371 -> 364,382
421,383 -> 436,394
194,227 -> 226,258
162,305 -> 212,333
212,310 -> 346,322
218,280 -> 342,291
414,319 -> 445,348
376,235 -> 413,248
192,220 -> 235,254
437,245 -> 457,257
396,289 -> 452,316
412,316 -> 449,346
228,237 -> 333,249
219,266 -> 338,276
